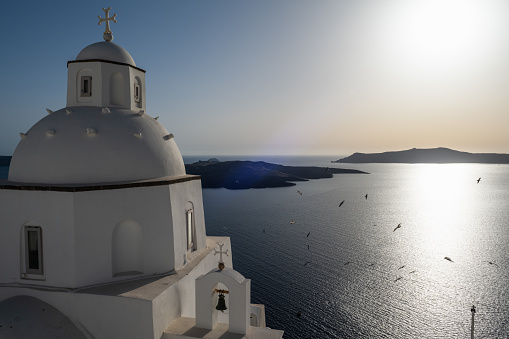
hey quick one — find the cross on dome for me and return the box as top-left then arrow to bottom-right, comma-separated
98,7 -> 117,41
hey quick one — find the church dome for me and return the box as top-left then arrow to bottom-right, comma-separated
8,107 -> 186,184
76,41 -> 136,66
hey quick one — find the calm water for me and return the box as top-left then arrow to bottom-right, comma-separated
194,157 -> 509,338
2,158 -> 509,338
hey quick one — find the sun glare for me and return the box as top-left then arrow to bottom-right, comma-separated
377,0 -> 501,75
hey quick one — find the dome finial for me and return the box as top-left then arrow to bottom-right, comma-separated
98,7 -> 117,41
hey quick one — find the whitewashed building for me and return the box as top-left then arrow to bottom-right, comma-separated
0,8 -> 283,339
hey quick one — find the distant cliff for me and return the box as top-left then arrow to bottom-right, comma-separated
333,147 -> 509,164
186,159 -> 367,189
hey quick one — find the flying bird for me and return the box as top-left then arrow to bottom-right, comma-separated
393,223 -> 402,232
306,232 -> 310,237
344,261 -> 352,266
398,265 -> 406,270
409,270 -> 416,274
394,276 -> 403,282
444,257 -> 454,262
297,190 -> 303,195
290,221 -> 295,224
303,261 -> 312,266
365,194 -> 368,199
477,177 -> 481,184
339,200 -> 345,207
484,261 -> 498,266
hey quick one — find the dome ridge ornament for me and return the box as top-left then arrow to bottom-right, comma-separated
98,7 -> 117,41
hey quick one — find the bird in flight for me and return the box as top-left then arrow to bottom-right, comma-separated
484,261 -> 498,266
306,232 -> 310,237
398,265 -> 406,270
339,200 -> 345,207
344,261 -> 352,266
444,257 -> 454,262
290,221 -> 295,224
297,190 -> 303,195
393,223 -> 402,232
477,177 -> 481,184
394,276 -> 403,282
303,261 -> 312,266
365,194 -> 368,199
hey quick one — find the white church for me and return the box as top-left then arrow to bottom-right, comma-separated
0,8 -> 283,339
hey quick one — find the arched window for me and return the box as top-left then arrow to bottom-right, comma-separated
112,220 -> 143,277
134,77 -> 142,107
77,68 -> 93,103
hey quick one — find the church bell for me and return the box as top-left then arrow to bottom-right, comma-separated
216,292 -> 227,312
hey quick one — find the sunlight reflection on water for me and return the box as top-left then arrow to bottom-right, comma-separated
202,162 -> 509,338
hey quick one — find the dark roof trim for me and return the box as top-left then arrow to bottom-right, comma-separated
67,59 -> 146,73
0,175 -> 200,192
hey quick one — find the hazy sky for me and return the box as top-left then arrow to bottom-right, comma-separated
2,0 -> 509,156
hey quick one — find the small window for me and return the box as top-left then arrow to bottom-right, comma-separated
81,76 -> 92,97
24,226 -> 43,275
134,82 -> 141,103
186,208 -> 194,250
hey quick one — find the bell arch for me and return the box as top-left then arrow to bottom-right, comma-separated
195,268 -> 251,335
112,219 -> 143,277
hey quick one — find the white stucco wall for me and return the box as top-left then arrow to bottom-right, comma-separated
152,237 -> 232,338
72,185 -> 175,287
67,61 -> 146,112
0,288 -> 154,339
0,176 -> 205,289
0,236 -> 233,339
0,190 -> 76,287
169,179 -> 207,270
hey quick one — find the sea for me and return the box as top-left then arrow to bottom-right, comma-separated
2,156 -> 509,338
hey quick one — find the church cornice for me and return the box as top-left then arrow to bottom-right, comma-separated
0,175 -> 200,192
67,59 -> 146,73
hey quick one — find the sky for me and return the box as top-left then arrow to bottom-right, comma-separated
2,0 -> 509,156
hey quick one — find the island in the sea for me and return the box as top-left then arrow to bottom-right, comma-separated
333,147 -> 509,164
185,159 -> 367,189
0,156 -> 367,189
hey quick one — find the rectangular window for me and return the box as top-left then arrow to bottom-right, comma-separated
134,82 -> 141,103
81,76 -> 92,97
186,209 -> 194,250
24,226 -> 43,275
